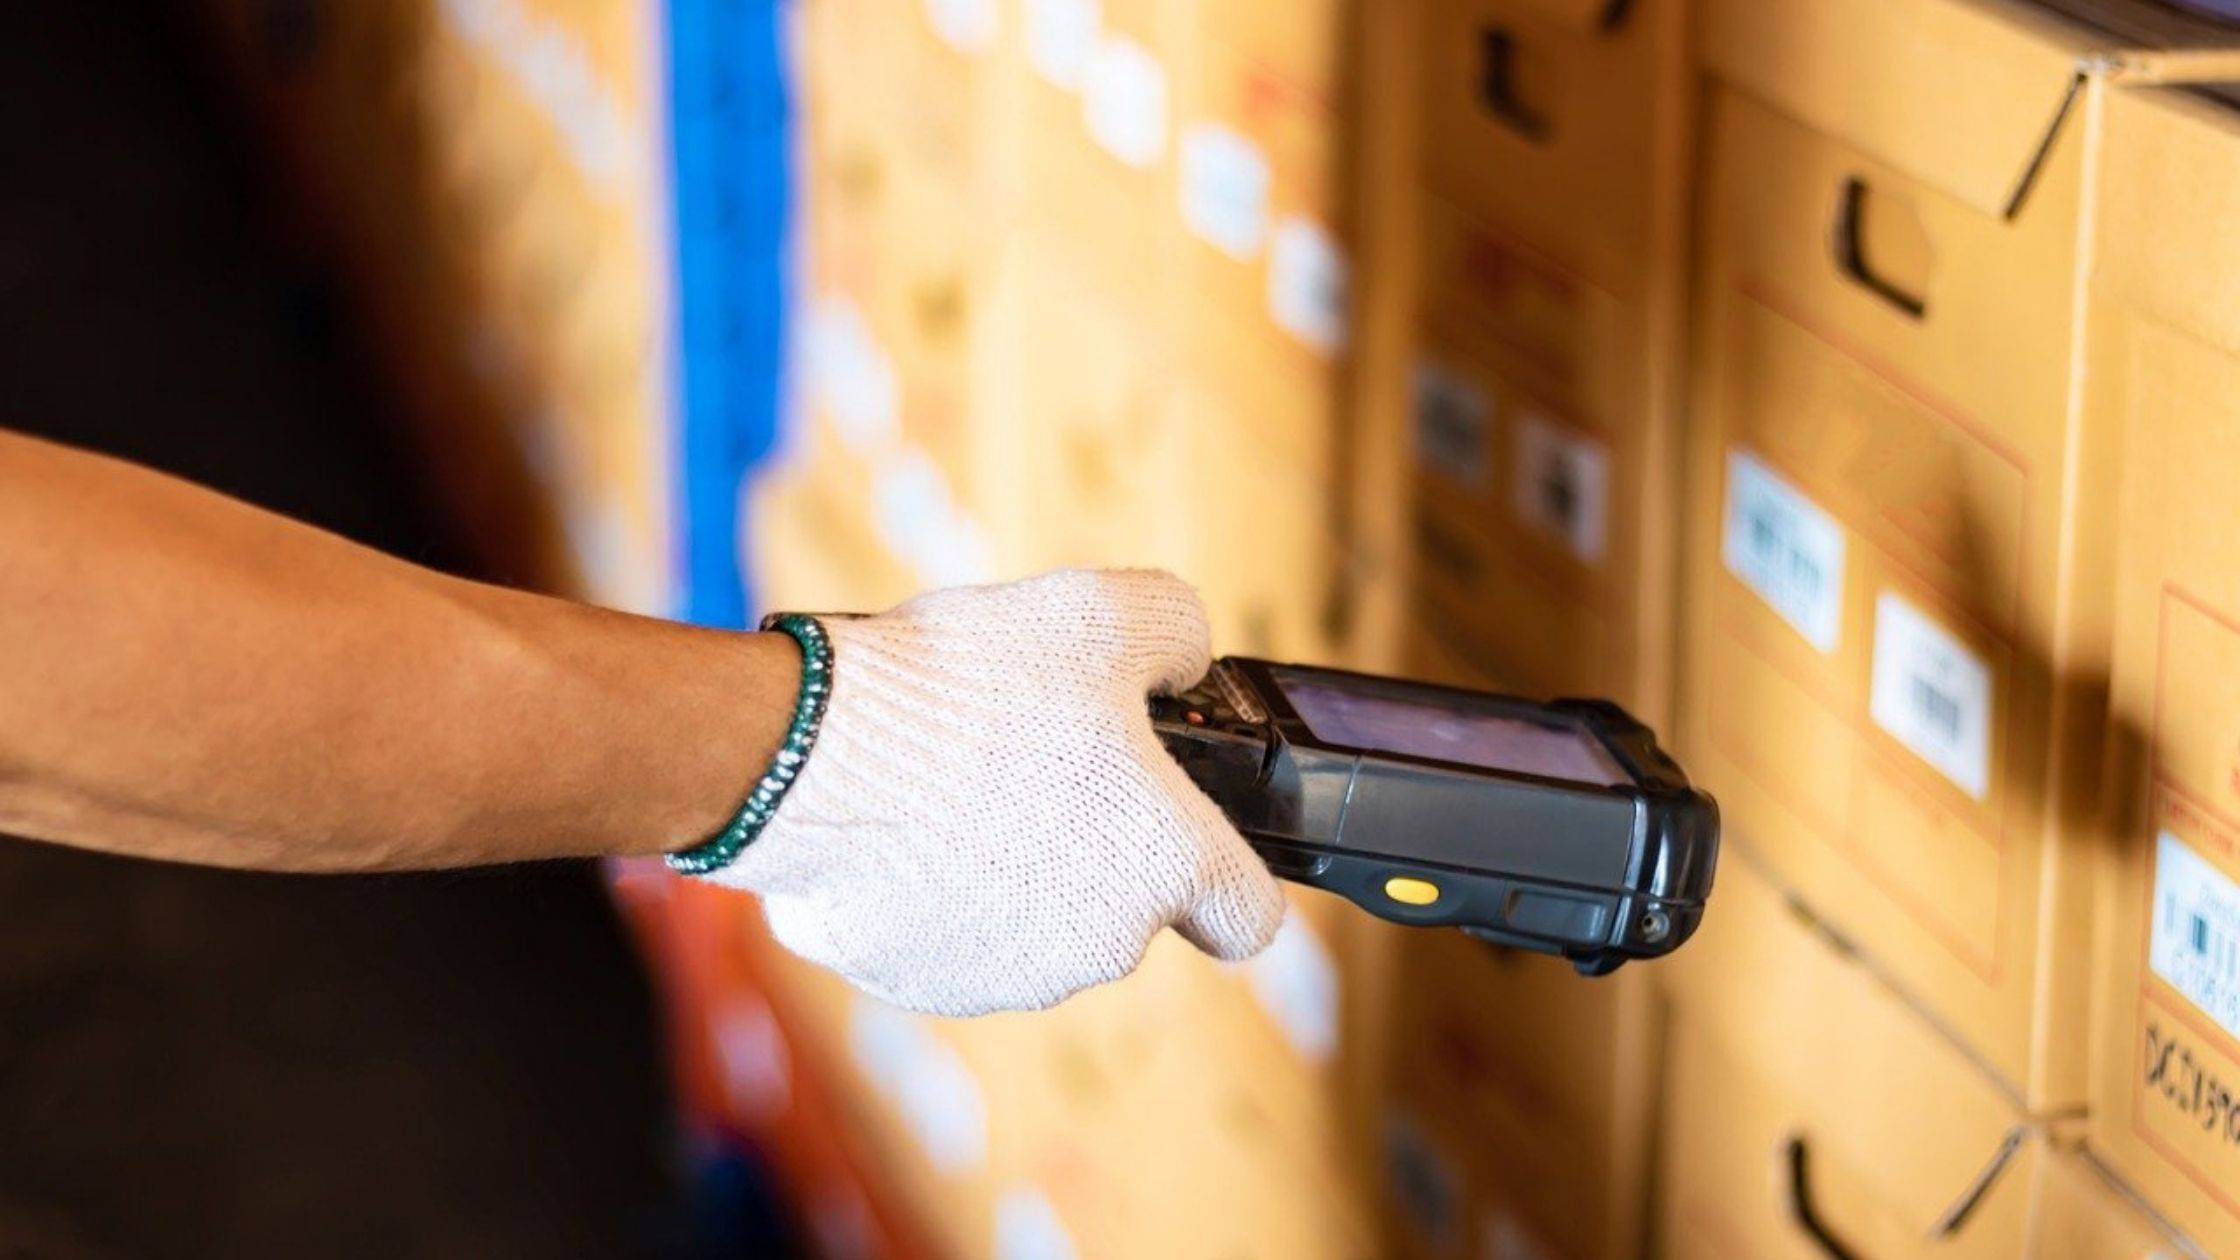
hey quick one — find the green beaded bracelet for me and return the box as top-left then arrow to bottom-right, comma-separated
666,613 -> 834,875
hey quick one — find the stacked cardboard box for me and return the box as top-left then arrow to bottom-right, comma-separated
1343,3 -> 1694,1255
750,0 -> 1389,1253
2080,80 -> 2240,1260
191,0 -> 2240,1255
188,0 -> 676,609
1666,1 -> 2240,1257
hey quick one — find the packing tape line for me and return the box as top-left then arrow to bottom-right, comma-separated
2084,48 -> 2240,88
1926,1123 -> 2031,1239
2004,51 -> 2240,224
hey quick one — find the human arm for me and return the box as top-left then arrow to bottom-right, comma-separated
0,429 -> 798,872
0,431 -> 1284,1011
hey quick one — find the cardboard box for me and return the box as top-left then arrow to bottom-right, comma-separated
1410,336 -> 1633,706
1172,7 -> 1355,472
1659,860 -> 2041,1259
1374,930 -> 1659,1260
1677,0 -> 2240,1110
2022,1149 -> 2193,1260
1002,0 -> 1184,316
799,0 -> 1003,194
1399,0 -> 1689,725
1416,0 -> 1671,301
2082,82 -> 2240,1260
1175,367 -> 1345,662
747,901 -> 1378,1260
744,455 -> 924,613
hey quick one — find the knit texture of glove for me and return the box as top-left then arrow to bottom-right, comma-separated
697,568 -> 1287,1016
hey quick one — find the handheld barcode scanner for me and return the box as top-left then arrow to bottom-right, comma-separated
1151,659 -> 1719,975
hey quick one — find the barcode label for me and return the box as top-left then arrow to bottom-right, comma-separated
1511,413 -> 1608,565
1267,216 -> 1347,354
2151,831 -> 2240,1041
1410,361 -> 1489,485
1722,448 -> 1846,653
1081,37 -> 1166,168
1868,592 -> 1992,799
1178,125 -> 1269,260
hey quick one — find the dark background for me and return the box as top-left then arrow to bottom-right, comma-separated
0,5 -> 702,1255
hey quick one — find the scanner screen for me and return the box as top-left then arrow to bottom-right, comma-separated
1274,671 -> 1632,786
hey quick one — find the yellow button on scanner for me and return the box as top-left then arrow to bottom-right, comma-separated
1383,876 -> 1441,907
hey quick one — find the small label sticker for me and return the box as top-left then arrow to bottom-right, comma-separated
1267,216 -> 1347,354
1081,37 -> 1166,168
1511,413 -> 1608,565
849,997 -> 987,1173
1869,593 -> 1993,799
994,1187 -> 1078,1260
1722,447 -> 1846,654
923,0 -> 998,53
1178,124 -> 1269,260
873,451 -> 997,586
2151,831 -> 2240,1041
1025,0 -> 1098,90
1411,361 -> 1489,485
1242,914 -> 1339,1063
807,296 -> 899,453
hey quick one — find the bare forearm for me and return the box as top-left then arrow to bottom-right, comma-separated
0,431 -> 796,872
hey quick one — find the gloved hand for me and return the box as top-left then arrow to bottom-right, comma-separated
697,568 -> 1287,1016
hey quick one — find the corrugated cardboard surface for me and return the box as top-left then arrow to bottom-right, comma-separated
1677,0 -> 2122,1107
1659,861 -> 2040,1259
2084,80 -> 2240,1260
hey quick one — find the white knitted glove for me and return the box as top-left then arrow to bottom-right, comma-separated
699,569 -> 1288,1016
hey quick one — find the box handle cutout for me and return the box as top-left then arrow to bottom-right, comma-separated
1475,28 -> 1550,143
1831,177 -> 1928,320
1782,1136 -> 1865,1260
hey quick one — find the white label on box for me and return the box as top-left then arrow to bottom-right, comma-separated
2151,831 -> 2240,1041
807,296 -> 899,453
1511,413 -> 1608,565
1267,217 -> 1347,354
1868,592 -> 1993,799
1178,125 -> 1269,260
1026,0 -> 1099,89
1081,37 -> 1166,168
923,0 -> 998,53
1243,914 -> 1339,1063
1411,361 -> 1490,485
849,997 -> 987,1173
1722,447 -> 1846,653
873,451 -> 995,586
994,1187 -> 1078,1260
